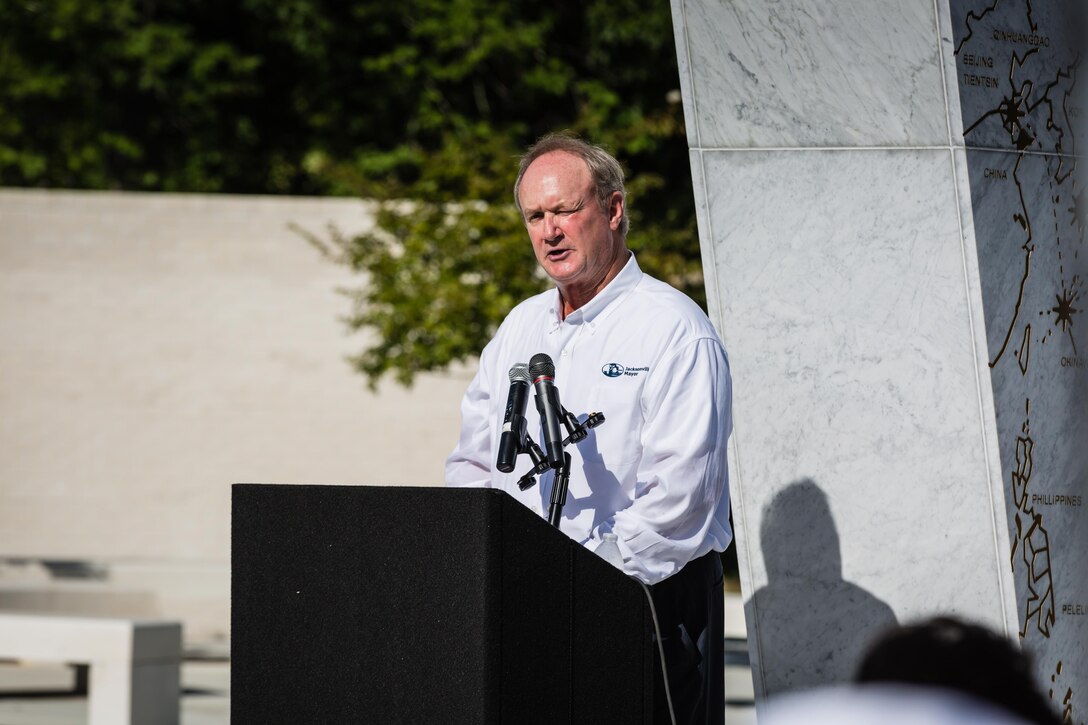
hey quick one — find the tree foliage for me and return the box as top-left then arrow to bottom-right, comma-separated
2,0 -> 700,387
307,0 -> 701,387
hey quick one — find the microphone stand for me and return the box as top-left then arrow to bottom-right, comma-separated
547,452 -> 573,528
515,409 -> 605,528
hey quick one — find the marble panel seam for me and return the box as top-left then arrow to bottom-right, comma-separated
694,149 -> 722,325
931,0 -> 956,147
690,147 -> 748,604
690,145 -> 955,152
677,0 -> 701,149
728,429 -> 763,693
688,143 -> 762,691
948,147 -> 1015,636
691,146 -> 1085,158
963,145 -> 1084,160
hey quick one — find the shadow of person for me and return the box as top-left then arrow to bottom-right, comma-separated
557,414 -> 630,534
749,479 -> 897,697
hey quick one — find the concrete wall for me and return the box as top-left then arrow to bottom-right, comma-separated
0,189 -> 471,645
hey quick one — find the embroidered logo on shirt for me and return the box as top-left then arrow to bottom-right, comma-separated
602,363 -> 625,377
602,363 -> 649,378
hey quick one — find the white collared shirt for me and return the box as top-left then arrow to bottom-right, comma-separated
445,255 -> 733,584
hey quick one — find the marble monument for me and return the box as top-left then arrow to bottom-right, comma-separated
670,0 -> 1085,716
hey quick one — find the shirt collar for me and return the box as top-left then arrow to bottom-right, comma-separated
547,253 -> 643,329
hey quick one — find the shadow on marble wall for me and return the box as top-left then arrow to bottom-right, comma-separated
747,479 -> 898,696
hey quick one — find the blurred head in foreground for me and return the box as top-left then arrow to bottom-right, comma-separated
855,616 -> 1062,725
761,685 -> 1037,725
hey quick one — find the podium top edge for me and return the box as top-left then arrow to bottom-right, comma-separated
231,483 -> 457,490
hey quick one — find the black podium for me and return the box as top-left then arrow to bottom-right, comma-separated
232,484 -> 655,723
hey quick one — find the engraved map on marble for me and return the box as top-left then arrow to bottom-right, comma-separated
1010,405 -> 1056,638
952,1 -> 1085,721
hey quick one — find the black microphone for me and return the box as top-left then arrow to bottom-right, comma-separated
529,353 -> 565,469
496,363 -> 531,473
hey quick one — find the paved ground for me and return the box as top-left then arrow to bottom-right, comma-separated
0,596 -> 755,724
0,660 -> 229,725
0,657 -> 752,725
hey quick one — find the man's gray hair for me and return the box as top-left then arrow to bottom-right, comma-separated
513,133 -> 629,237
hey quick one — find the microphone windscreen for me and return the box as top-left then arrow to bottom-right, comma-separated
529,353 -> 555,379
508,363 -> 531,384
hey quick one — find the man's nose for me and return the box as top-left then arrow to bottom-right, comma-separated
543,213 -> 561,241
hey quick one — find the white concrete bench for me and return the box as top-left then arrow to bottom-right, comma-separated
0,612 -> 181,725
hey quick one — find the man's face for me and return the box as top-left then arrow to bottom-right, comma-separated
517,151 -> 624,296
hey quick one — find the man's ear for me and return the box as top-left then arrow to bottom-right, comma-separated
608,191 -> 624,231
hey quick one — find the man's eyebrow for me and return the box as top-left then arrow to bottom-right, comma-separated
523,196 -> 584,213
551,196 -> 587,211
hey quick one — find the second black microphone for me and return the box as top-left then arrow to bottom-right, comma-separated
529,353 -> 565,469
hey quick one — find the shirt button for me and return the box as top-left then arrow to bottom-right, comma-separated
561,350 -> 569,357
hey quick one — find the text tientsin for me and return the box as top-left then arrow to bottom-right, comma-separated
984,168 -> 1008,180
961,53 -> 994,68
963,73 -> 1000,88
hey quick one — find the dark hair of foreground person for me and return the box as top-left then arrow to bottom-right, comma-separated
856,616 -> 1062,725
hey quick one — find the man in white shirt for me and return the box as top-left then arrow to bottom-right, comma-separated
446,134 -> 732,724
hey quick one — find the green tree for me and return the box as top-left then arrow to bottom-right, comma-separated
1,0 -> 265,191
306,0 -> 700,387
1,0 -> 700,387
